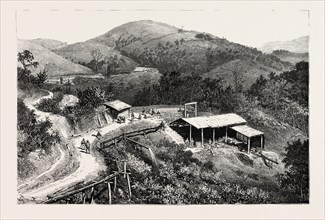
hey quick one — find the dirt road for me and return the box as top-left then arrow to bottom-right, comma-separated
18,91 -> 109,201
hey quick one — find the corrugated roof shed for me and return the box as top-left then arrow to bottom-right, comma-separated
231,125 -> 264,137
103,100 -> 131,111
180,113 -> 246,129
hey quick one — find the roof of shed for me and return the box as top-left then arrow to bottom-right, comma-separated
103,100 -> 132,111
231,125 -> 264,137
180,113 -> 246,129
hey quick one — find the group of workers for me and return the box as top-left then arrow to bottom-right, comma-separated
142,108 -> 161,116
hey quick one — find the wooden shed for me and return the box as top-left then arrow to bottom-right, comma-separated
102,100 -> 131,119
170,113 -> 247,146
230,125 -> 265,153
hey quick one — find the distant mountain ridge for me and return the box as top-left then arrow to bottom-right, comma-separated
271,50 -> 308,65
259,36 -> 309,54
29,38 -> 68,50
87,20 -> 292,86
18,20 -> 299,86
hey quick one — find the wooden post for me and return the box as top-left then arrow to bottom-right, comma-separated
189,124 -> 192,142
248,137 -> 251,154
225,127 -> 228,142
260,135 -> 263,151
114,176 -> 117,193
123,161 -> 127,178
90,187 -> 94,204
126,173 -> 132,198
201,128 -> 204,147
212,128 -> 215,145
107,182 -> 112,204
195,103 -> 197,117
123,133 -> 126,141
82,191 -> 86,204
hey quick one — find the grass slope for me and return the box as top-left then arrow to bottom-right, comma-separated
29,38 -> 68,50
54,42 -> 138,73
17,39 -> 94,78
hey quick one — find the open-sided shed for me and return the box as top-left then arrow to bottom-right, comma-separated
230,125 -> 265,153
170,113 -> 247,146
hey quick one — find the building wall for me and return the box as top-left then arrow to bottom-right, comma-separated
117,109 -> 130,118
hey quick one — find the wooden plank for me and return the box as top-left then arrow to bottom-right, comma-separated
44,172 -> 120,204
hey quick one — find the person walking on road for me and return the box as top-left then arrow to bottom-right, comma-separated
86,140 -> 91,154
81,138 -> 86,151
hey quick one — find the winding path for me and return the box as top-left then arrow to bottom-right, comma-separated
18,91 -> 106,202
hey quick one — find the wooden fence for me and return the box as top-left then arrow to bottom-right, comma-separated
99,122 -> 164,149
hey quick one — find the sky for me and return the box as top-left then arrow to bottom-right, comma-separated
16,9 -> 309,48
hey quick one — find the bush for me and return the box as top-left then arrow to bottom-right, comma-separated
35,92 -> 63,114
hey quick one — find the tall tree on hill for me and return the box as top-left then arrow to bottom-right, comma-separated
90,49 -> 103,73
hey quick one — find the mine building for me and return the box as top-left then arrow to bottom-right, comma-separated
170,113 -> 265,154
102,100 -> 132,119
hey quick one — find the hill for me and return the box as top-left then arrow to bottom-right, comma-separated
17,39 -> 96,80
53,42 -> 139,74
87,20 -> 293,87
29,38 -> 68,50
259,36 -> 309,54
270,50 -> 309,65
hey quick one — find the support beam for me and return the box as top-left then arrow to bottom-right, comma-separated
248,138 -> 251,154
90,187 -> 94,204
189,125 -> 192,142
195,103 -> 197,117
260,135 -> 263,151
225,127 -> 228,142
201,128 -> 204,147
114,176 -> 117,193
126,173 -> 132,198
123,161 -> 127,178
212,128 -> 215,145
107,182 -> 112,204
82,192 -> 86,204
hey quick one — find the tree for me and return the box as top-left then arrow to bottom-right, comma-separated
36,69 -> 48,86
77,86 -> 112,109
17,50 -> 39,70
90,49 -> 103,72
277,139 -> 309,201
17,50 -> 39,82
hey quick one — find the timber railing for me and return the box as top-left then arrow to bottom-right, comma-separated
99,122 -> 164,149
44,172 -> 123,204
